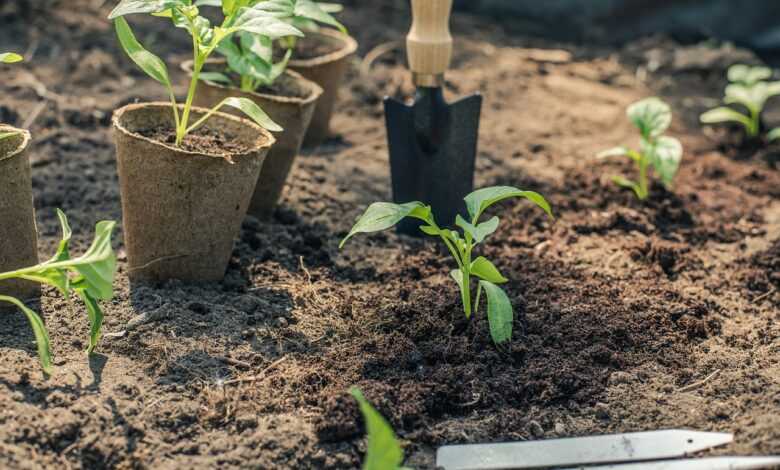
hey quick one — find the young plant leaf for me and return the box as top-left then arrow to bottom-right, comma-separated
627,97 -> 672,139
66,220 -> 118,301
222,96 -> 283,131
470,257 -> 508,284
479,281 -> 513,344
114,17 -> 173,90
0,295 -> 53,375
109,0 -> 186,19
649,136 -> 682,187
350,387 -> 405,470
455,215 -> 499,244
728,64 -> 772,86
340,202 -> 431,248
199,71 -> 233,84
464,186 -> 553,223
0,52 -> 23,63
700,107 -> 752,129
768,128 -> 780,142
75,289 -> 104,354
449,268 -> 464,291
294,0 -> 346,32
611,175 -> 642,198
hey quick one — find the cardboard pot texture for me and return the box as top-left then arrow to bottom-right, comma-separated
112,103 -> 274,282
186,62 -> 323,220
289,29 -> 357,147
0,125 -> 39,301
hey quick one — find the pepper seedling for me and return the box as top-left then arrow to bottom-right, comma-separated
0,52 -> 24,142
598,97 -> 683,200
700,64 -> 780,141
108,0 -> 305,146
0,210 -> 117,375
351,387 -> 409,470
197,0 -> 345,91
340,186 -> 553,345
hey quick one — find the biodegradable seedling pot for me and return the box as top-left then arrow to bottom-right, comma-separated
288,28 -> 358,147
183,60 -> 323,220
0,125 -> 39,301
113,103 -> 274,282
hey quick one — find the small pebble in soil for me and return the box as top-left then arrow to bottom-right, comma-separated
527,420 -> 545,438
594,402 -> 610,420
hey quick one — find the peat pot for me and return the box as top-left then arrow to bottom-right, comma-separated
112,103 -> 274,282
288,28 -> 358,147
0,125 -> 39,301
183,60 -> 323,220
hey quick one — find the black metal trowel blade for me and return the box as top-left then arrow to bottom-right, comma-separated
384,87 -> 482,235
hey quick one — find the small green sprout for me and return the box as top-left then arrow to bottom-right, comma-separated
350,387 -> 408,470
0,52 -> 23,143
198,0 -> 345,91
0,210 -> 117,375
108,0 -> 302,146
340,186 -> 553,345
598,97 -> 683,200
700,64 -> 780,140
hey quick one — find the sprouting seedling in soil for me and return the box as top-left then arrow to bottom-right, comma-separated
350,387 -> 409,470
108,0 -> 303,146
0,52 -> 24,142
340,186 -> 553,345
198,0 -> 345,91
700,64 -> 780,140
598,97 -> 683,200
0,210 -> 117,375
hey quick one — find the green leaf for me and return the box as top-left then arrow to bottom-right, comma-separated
611,175 -> 642,198
728,64 -> 772,86
449,268 -> 464,291
76,289 -> 104,354
0,52 -> 23,63
294,0 -> 346,32
318,2 -> 343,14
67,220 -> 118,301
108,0 -> 185,19
419,225 -> 440,236
114,17 -> 173,90
479,281 -> 513,344
350,388 -> 404,470
627,97 -> 672,139
0,131 -> 19,142
222,96 -> 282,131
470,257 -> 508,284
649,136 -> 682,188
340,202 -> 431,248
768,128 -> 780,142
232,7 -> 304,38
464,186 -> 553,223
199,71 -> 233,84
0,295 -> 53,375
49,209 -> 73,263
455,215 -> 499,244
700,107 -> 752,131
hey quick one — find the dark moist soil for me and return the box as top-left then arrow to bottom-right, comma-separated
137,126 -> 253,155
1,1 -> 779,469
291,34 -> 343,60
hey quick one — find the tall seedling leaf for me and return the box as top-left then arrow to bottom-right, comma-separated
0,295 -> 53,375
464,186 -> 552,222
480,281 -> 513,344
114,17 -> 173,89
0,52 -> 23,63
340,202 -> 432,248
350,388 -> 405,470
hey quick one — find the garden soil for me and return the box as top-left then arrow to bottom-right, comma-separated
0,1 -> 778,468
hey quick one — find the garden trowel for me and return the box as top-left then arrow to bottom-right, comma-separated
384,0 -> 482,235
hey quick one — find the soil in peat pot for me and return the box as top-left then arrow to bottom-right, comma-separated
0,1 -> 779,469
136,126 -> 254,155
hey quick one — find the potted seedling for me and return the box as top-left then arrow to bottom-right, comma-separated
109,0 -> 302,281
282,1 -> 357,147
183,0 -> 331,219
700,64 -> 780,146
598,97 -> 683,200
0,52 -> 39,302
0,210 -> 117,375
340,186 -> 553,345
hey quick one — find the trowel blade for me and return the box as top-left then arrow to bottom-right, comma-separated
436,430 -> 734,470
384,88 -> 482,235
562,456 -> 780,470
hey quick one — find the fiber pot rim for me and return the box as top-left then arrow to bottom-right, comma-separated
0,124 -> 31,163
288,28 -> 358,68
181,59 -> 324,107
112,102 -> 276,160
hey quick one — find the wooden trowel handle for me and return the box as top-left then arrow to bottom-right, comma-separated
407,0 -> 453,87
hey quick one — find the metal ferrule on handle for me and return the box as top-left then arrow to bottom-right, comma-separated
407,0 -> 453,87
